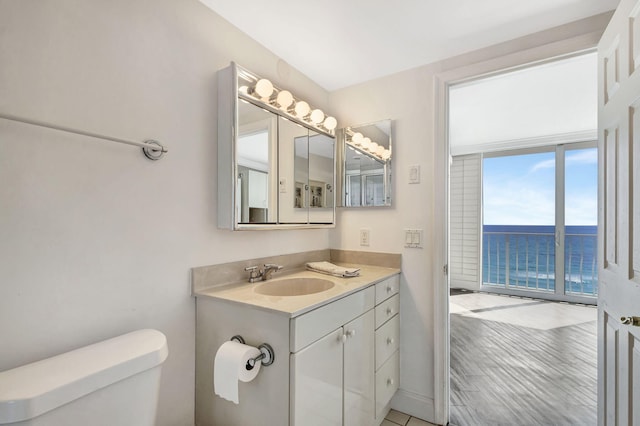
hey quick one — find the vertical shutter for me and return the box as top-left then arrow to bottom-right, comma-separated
450,154 -> 482,290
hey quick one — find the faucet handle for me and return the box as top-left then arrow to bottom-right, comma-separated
244,265 -> 262,282
264,263 -> 283,270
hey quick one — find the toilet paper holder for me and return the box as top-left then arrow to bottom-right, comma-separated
230,335 -> 274,370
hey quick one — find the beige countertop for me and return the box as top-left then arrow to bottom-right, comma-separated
194,263 -> 400,318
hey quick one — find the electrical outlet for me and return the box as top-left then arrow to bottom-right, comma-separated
360,229 -> 370,246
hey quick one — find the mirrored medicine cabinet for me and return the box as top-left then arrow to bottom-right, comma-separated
217,62 -> 337,230
337,120 -> 393,207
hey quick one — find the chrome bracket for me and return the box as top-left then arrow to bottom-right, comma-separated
142,140 -> 166,160
621,316 -> 640,326
228,336 -> 275,370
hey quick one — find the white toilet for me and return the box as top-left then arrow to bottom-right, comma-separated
0,329 -> 168,426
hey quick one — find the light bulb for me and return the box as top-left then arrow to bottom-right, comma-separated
254,79 -> 274,99
352,132 -> 364,146
238,85 -> 249,95
382,150 -> 391,160
323,116 -> 337,130
276,90 -> 293,109
362,137 -> 372,150
294,101 -> 310,118
375,145 -> 385,155
310,109 -> 325,124
369,142 -> 379,152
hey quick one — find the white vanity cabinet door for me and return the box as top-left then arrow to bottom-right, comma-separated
290,328 -> 343,426
344,310 -> 375,426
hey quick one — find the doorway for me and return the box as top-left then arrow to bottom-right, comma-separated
443,51 -> 599,425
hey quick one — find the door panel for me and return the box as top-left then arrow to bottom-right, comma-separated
343,310 -> 375,426
604,313 -> 620,425
598,1 -> 640,424
603,127 -> 619,269
290,329 -> 343,426
632,332 -> 640,424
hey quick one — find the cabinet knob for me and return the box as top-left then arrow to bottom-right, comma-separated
386,286 -> 392,293
387,378 -> 394,386
386,307 -> 393,315
346,329 -> 356,338
387,337 -> 394,345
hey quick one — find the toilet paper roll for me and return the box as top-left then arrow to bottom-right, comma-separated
213,341 -> 262,404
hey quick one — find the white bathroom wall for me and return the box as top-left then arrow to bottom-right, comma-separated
0,1 -> 331,424
328,12 -> 612,422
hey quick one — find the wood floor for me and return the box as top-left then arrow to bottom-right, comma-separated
449,292 -> 597,426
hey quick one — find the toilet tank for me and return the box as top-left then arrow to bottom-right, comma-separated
0,329 -> 168,426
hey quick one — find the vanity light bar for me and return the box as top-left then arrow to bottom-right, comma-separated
345,128 -> 391,162
235,65 -> 337,135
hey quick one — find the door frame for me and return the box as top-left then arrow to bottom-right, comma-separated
433,32 -> 606,425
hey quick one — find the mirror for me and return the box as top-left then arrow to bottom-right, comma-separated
237,100 -> 277,224
338,120 -> 392,207
217,62 -> 337,229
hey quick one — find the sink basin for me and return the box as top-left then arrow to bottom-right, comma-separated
254,277 -> 335,296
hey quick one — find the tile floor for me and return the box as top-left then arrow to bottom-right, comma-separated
382,409 -> 437,426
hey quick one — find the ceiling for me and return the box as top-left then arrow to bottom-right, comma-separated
200,0 -> 618,91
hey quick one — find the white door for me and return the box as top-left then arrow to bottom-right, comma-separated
598,0 -> 640,424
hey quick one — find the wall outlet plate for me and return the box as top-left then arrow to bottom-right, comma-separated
360,229 -> 370,246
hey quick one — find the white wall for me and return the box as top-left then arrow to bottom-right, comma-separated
0,1 -> 331,425
328,12 -> 612,422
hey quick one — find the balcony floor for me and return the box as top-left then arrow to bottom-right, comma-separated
450,290 -> 597,426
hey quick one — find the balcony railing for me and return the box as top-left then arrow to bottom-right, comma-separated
482,227 -> 598,297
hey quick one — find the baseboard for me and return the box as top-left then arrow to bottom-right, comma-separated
390,389 -> 436,424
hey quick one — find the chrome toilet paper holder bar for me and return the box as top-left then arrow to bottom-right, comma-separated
230,335 -> 275,370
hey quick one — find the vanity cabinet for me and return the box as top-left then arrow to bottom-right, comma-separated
290,285 -> 375,426
289,274 -> 400,426
195,271 -> 400,426
291,311 -> 374,426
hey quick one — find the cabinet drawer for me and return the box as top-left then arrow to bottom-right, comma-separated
291,286 -> 375,353
375,315 -> 399,370
375,275 -> 399,305
375,294 -> 399,329
375,350 -> 399,419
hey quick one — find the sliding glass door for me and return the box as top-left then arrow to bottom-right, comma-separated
482,143 -> 597,303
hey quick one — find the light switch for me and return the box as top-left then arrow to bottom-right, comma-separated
409,165 -> 420,184
404,229 -> 423,248
412,229 -> 423,247
404,229 -> 413,245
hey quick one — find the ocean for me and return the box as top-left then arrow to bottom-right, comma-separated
482,225 -> 598,296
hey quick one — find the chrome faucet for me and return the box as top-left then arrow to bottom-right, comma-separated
244,264 -> 283,283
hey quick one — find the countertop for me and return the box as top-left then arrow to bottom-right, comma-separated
194,263 -> 400,318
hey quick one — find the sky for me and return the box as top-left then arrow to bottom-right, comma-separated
483,147 -> 597,226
